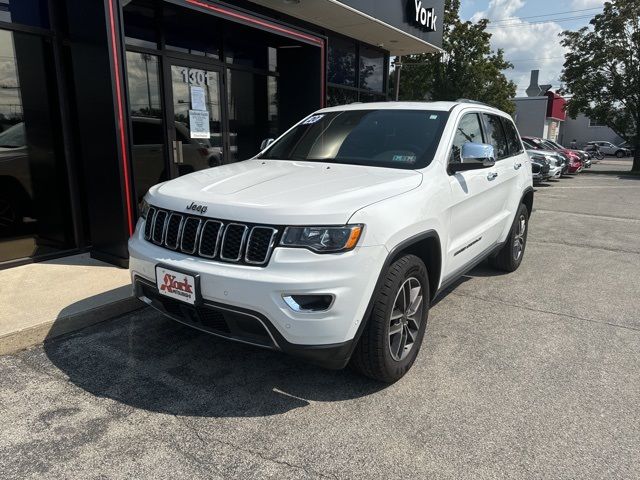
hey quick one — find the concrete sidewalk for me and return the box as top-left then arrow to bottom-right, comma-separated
0,253 -> 143,355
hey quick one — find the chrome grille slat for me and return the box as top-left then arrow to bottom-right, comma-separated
164,213 -> 184,250
143,207 -> 156,240
198,220 -> 224,258
220,224 -> 249,261
245,227 -> 278,265
143,206 -> 276,266
180,217 -> 202,254
151,210 -> 168,245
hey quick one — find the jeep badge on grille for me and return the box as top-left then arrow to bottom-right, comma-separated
186,202 -> 207,214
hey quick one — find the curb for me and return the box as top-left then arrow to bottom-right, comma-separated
0,296 -> 145,356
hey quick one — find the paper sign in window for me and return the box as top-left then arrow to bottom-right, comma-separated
189,110 -> 210,139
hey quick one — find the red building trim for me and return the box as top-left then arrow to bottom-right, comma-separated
107,0 -> 135,236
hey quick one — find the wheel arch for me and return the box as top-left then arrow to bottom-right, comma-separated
386,231 -> 443,302
521,187 -> 534,216
344,229 -> 443,366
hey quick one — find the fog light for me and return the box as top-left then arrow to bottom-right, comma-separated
283,294 -> 334,313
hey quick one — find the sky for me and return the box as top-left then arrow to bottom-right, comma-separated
460,0 -> 606,96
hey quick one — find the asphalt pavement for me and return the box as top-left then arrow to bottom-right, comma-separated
1,161 -> 639,479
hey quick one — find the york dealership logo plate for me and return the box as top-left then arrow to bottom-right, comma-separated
156,266 -> 196,305
409,0 -> 438,32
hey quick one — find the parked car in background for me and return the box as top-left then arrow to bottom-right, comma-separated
545,139 -> 591,168
587,141 -> 631,158
620,141 -> 635,157
528,153 -> 552,183
523,136 -> 582,174
522,138 -> 567,177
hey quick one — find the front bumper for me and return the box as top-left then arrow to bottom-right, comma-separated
128,221 -> 386,364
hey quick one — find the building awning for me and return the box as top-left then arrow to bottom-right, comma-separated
246,0 -> 442,55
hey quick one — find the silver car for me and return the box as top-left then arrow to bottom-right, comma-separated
526,149 -> 564,179
587,141 -> 631,158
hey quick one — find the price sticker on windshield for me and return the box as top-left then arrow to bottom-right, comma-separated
302,114 -> 325,125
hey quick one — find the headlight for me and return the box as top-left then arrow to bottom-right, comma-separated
139,198 -> 150,219
280,224 -> 363,253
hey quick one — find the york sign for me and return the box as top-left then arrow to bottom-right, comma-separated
410,0 -> 437,32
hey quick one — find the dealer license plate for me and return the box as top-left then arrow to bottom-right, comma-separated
156,266 -> 197,305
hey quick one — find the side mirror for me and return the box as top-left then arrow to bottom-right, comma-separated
449,142 -> 496,173
260,138 -> 275,150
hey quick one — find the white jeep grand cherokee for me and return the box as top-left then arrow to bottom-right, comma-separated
129,101 -> 533,382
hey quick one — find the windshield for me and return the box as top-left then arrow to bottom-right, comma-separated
0,123 -> 25,148
259,109 -> 449,169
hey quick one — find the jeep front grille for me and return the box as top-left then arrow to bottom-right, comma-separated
144,206 -> 278,266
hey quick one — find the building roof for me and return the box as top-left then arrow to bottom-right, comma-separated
245,0 -> 443,54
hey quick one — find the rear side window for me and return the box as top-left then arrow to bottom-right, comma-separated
450,113 -> 485,162
482,114 -> 509,160
501,117 -> 524,156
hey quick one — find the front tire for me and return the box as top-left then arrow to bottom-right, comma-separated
350,255 -> 429,383
615,150 -> 625,158
489,203 -> 529,272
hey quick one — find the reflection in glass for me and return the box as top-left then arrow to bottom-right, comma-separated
123,0 -> 158,49
126,52 -> 166,204
227,70 -> 278,162
164,5 -> 221,58
328,37 -> 356,87
171,66 -> 223,175
0,0 -> 49,29
360,46 -> 385,92
0,29 -> 74,263
327,86 -> 357,107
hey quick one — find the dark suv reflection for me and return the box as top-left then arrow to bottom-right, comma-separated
0,122 -> 33,235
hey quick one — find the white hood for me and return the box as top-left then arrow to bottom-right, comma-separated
148,159 -> 422,225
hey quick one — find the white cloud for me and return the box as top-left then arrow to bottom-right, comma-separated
471,0 -> 570,96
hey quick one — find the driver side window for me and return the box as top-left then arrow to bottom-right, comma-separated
451,113 -> 485,163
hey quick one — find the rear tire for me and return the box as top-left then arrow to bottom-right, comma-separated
489,203 -> 529,272
350,255 -> 429,383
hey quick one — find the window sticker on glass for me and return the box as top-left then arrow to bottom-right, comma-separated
302,114 -> 325,125
392,154 -> 417,164
430,115 -> 439,120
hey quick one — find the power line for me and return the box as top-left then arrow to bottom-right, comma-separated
486,14 -> 595,29
485,7 -> 602,24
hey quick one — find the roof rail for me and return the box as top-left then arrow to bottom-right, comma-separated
456,98 -> 490,106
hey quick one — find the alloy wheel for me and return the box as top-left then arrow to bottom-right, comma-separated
388,277 -> 424,361
513,214 -> 527,261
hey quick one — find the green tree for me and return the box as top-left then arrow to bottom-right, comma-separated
394,0 -> 516,115
560,0 -> 640,172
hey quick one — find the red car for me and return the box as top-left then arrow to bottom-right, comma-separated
523,136 -> 583,174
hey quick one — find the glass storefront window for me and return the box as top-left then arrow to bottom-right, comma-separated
227,70 -> 278,162
359,92 -> 387,103
327,86 -> 357,107
0,0 -> 49,29
0,29 -> 74,263
360,46 -> 385,92
170,65 -> 224,174
123,0 -> 158,49
328,37 -> 356,87
164,5 -> 221,59
125,52 -> 167,205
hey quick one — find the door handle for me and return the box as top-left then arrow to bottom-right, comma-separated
172,140 -> 183,164
487,172 -> 498,180
514,162 -> 522,170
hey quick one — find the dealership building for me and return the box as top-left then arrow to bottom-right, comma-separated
0,0 -> 443,269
